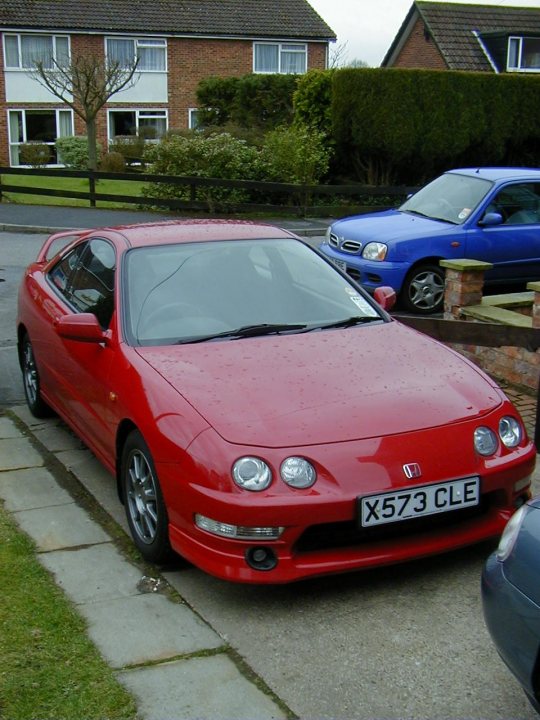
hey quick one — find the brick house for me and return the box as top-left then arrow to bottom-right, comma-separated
0,0 -> 335,166
382,1 -> 540,72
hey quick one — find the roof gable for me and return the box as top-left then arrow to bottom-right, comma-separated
383,1 -> 540,71
0,0 -> 336,41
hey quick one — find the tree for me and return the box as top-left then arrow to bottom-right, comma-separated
29,54 -> 140,170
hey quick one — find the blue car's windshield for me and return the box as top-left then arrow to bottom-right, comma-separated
400,173 -> 493,225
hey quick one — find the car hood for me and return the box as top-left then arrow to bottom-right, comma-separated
331,209 -> 453,244
135,321 -> 501,448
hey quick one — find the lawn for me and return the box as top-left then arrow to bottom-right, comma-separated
0,173 -> 147,209
0,503 -> 137,720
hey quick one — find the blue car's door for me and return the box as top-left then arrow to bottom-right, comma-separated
466,182 -> 540,283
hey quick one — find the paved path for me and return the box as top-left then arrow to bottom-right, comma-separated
0,407 -> 291,720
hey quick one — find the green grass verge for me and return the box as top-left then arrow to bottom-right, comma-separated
0,174 -> 146,209
0,503 -> 137,720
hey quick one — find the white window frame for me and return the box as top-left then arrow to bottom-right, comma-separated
188,108 -> 201,130
3,33 -> 70,70
253,42 -> 307,74
105,37 -> 167,72
507,36 -> 540,72
107,108 -> 168,142
7,108 -> 74,166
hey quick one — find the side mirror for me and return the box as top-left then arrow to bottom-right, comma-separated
55,313 -> 108,343
479,212 -> 503,227
373,286 -> 397,312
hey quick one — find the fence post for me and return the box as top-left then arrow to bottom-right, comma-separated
439,259 -> 492,319
88,170 -> 96,208
0,174 -> 2,203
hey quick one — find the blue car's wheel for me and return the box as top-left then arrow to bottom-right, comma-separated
401,264 -> 445,314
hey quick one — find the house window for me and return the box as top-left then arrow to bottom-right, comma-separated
507,36 -> 540,71
188,108 -> 201,130
253,42 -> 307,74
108,109 -> 167,141
4,34 -> 70,69
8,109 -> 73,166
106,37 -> 166,71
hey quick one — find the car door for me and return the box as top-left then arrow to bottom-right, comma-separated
46,237 -> 118,461
467,182 -> 540,283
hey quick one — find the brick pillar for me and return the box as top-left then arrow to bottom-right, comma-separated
527,281 -> 540,329
439,259 -> 493,319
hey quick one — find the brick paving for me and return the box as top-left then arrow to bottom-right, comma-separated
499,381 -> 538,443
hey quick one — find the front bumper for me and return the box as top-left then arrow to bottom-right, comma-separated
482,554 -> 540,711
158,439 -> 536,584
319,243 -> 409,292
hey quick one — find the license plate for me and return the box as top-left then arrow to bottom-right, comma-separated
359,477 -> 480,528
331,258 -> 347,272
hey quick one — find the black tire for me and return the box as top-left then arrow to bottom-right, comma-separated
121,430 -> 172,564
21,333 -> 53,418
400,264 -> 445,314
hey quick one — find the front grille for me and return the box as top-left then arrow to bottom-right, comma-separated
341,240 -> 362,253
329,233 -> 339,248
295,497 -> 489,554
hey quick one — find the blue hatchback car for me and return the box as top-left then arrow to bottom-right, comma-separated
482,497 -> 540,714
320,167 -> 540,314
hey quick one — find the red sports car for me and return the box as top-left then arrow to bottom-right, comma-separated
17,220 -> 536,583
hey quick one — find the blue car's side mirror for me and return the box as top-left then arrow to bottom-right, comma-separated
479,212 -> 504,227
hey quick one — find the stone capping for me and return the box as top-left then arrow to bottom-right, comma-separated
461,304 -> 532,327
440,259 -> 493,272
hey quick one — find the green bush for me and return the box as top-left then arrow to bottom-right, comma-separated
261,125 -> 331,184
294,69 -> 334,138
19,143 -> 51,168
55,136 -> 102,169
109,136 -> 146,165
196,74 -> 298,131
329,67 -> 540,185
143,132 -> 265,209
99,151 -> 126,173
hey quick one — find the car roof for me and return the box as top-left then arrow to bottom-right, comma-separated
99,219 -> 298,248
447,167 -> 540,183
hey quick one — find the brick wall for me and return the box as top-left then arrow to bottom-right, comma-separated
391,17 -> 447,70
0,32 -> 329,166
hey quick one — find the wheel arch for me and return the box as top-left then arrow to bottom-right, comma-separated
17,324 -> 28,369
405,256 -> 445,276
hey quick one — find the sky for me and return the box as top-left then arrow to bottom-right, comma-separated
308,0 -> 540,67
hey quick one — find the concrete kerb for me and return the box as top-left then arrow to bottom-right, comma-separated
0,408 -> 293,720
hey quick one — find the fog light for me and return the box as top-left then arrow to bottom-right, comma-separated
195,514 -> 283,540
245,546 -> 278,571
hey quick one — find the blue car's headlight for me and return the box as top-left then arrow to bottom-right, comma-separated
362,242 -> 387,261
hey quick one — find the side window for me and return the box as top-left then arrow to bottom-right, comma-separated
490,183 -> 540,225
48,238 -> 116,328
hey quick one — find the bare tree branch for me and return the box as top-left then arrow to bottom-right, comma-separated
27,53 -> 140,168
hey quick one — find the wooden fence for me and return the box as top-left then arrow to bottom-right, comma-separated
0,166 -> 417,216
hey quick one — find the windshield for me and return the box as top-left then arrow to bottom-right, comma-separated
124,238 -> 382,345
400,172 -> 493,224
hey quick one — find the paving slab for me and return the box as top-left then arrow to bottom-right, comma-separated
0,466 -> 72,511
0,415 -> 22,439
117,654 -> 287,720
31,421 -> 86,452
0,435 -> 44,470
79,593 -> 223,668
39,543 -> 144,604
13,502 -> 110,550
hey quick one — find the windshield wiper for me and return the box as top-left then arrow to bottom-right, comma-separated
176,323 -> 308,344
305,315 -> 382,331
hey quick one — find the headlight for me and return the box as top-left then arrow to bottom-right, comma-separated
496,504 -> 527,561
232,457 -> 272,491
474,426 -> 498,456
280,457 -> 316,489
362,242 -> 387,261
499,416 -> 522,448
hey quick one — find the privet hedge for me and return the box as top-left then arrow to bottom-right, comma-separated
197,73 -> 299,131
296,67 -> 540,184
